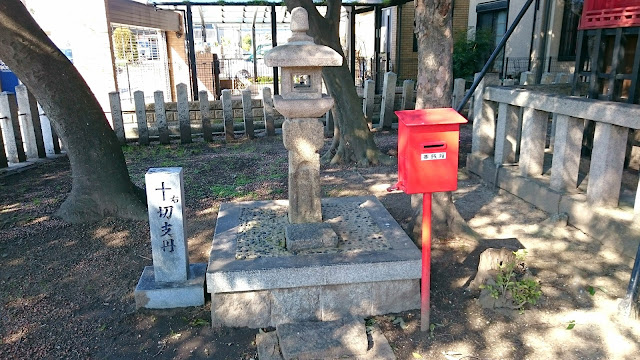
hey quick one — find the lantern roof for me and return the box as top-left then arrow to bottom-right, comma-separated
264,8 -> 342,68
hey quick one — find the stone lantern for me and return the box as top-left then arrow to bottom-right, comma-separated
265,7 -> 342,229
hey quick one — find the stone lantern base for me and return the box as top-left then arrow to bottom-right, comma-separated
206,196 -> 421,328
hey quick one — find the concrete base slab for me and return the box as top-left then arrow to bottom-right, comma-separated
134,263 -> 207,309
277,319 -> 368,359
208,196 -> 421,328
285,222 -> 339,252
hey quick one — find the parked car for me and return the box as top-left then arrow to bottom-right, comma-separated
244,44 -> 272,62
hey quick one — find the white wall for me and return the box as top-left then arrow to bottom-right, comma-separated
24,0 -> 116,113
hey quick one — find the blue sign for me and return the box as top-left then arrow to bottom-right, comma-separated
0,60 -> 19,94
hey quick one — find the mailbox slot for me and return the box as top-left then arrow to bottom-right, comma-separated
422,142 -> 447,150
395,108 -> 467,194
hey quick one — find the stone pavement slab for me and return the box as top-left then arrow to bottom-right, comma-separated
277,318 -> 368,360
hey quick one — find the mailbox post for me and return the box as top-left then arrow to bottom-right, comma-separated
391,108 -> 468,331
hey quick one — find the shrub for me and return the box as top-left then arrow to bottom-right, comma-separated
453,28 -> 494,80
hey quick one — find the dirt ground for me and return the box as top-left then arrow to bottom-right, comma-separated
1,128 -> 639,359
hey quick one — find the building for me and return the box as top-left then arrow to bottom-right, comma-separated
22,0 -> 189,110
467,0 -> 581,80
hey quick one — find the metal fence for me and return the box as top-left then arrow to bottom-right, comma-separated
503,57 -> 572,78
115,61 -> 171,105
195,56 -> 274,96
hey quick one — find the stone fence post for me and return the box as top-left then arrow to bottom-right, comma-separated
324,108 -> 334,138
199,90 -> 213,142
555,72 -> 569,84
362,80 -> 375,123
401,80 -> 415,110
0,132 -> 6,168
520,71 -> 535,85
587,123 -> 628,207
241,90 -> 255,139
262,87 -> 276,136
0,92 -> 26,163
379,71 -> 397,129
15,85 -> 46,158
177,83 -> 191,144
134,90 -> 149,145
471,73 -> 500,156
540,72 -> 554,84
494,103 -> 520,165
452,78 -> 465,109
108,91 -> 126,144
154,91 -> 170,145
222,89 -> 234,141
38,104 -> 60,154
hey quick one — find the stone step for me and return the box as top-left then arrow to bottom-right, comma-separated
256,318 -> 396,360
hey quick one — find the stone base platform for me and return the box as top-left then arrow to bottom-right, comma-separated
207,196 -> 421,328
134,263 -> 207,309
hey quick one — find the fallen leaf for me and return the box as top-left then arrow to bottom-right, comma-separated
566,320 -> 576,330
412,352 -> 423,358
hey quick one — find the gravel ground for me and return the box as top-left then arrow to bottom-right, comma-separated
1,128 -> 639,359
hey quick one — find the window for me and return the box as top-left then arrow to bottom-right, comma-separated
558,0 -> 583,61
476,1 -> 508,72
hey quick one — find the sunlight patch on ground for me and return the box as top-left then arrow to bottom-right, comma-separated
93,227 -> 130,247
6,257 -> 24,266
1,203 -> 21,214
28,216 -> 50,224
3,328 -> 30,345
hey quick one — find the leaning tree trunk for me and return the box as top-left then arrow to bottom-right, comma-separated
284,0 -> 392,166
413,0 -> 477,241
0,1 -> 146,223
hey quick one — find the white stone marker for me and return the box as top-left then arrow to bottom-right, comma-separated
146,167 -> 189,282
134,167 -> 206,309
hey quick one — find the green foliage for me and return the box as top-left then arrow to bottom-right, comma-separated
452,29 -> 494,80
189,318 -> 209,327
112,27 -> 138,63
241,34 -> 252,52
209,184 -> 241,198
479,250 -> 542,312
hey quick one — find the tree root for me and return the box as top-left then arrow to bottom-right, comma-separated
322,133 -> 395,167
55,186 -> 147,224
410,192 -> 481,244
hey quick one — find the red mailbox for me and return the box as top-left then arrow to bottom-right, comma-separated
391,107 -> 467,332
396,108 -> 468,194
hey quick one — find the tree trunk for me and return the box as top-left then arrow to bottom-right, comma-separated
413,0 -> 477,241
284,0 -> 392,166
0,1 -> 146,223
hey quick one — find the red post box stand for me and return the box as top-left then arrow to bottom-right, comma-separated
390,108 -> 467,331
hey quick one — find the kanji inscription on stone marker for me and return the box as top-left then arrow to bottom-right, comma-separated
145,167 -> 189,283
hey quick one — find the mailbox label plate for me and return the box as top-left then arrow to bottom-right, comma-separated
421,152 -> 446,161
